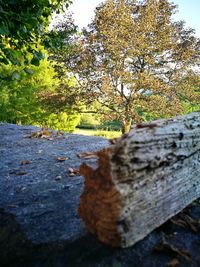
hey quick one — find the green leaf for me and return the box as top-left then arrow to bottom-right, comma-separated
0,57 -> 9,65
0,25 -> 10,35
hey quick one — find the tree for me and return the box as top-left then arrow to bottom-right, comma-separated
0,0 -> 81,132
0,46 -> 57,124
0,48 -> 80,132
38,13 -> 81,122
69,0 -> 200,133
0,0 -> 72,65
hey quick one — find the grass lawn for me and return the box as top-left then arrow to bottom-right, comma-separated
74,128 -> 122,139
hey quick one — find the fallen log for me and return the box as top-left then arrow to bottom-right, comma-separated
79,111 -> 200,248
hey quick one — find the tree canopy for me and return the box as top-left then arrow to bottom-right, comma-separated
69,0 -> 200,133
0,0 -> 72,65
0,0 -> 81,132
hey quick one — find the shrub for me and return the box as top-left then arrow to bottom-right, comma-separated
44,112 -> 80,132
78,113 -> 100,129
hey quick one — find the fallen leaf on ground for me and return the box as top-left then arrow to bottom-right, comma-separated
55,175 -> 62,181
28,128 -> 52,139
171,212 -> 198,233
27,128 -> 66,140
154,238 -> 190,261
56,157 -> 69,162
170,218 -> 187,228
167,258 -> 180,267
77,152 -> 98,159
16,186 -> 26,193
68,167 -> 80,177
20,160 -> 32,165
9,171 -> 28,176
56,130 -> 64,136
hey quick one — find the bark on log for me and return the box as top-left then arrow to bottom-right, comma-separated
79,112 -> 200,248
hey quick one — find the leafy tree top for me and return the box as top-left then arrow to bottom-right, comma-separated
69,0 -> 200,133
0,0 -> 72,65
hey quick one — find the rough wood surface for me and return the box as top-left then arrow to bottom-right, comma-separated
79,111 -> 200,248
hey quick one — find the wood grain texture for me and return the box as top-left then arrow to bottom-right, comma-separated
79,111 -> 200,247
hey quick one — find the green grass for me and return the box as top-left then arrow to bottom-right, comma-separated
74,128 -> 122,139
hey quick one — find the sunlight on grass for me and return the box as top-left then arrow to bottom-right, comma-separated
74,128 -> 122,139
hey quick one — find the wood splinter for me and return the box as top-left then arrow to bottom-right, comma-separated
78,112 -> 200,248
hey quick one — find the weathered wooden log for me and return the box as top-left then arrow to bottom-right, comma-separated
79,112 -> 200,248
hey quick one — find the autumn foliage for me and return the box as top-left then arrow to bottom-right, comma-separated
70,0 -> 200,133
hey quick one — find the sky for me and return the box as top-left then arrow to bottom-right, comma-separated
69,0 -> 200,37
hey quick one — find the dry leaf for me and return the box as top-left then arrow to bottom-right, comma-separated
57,157 -> 68,162
16,186 -> 26,193
55,175 -> 62,181
20,160 -> 32,165
182,213 -> 198,233
68,167 -> 74,173
167,258 -> 179,267
77,152 -> 97,159
171,212 -> 198,233
27,128 -> 66,140
29,128 -> 52,139
155,238 -> 190,261
68,167 -> 80,177
56,130 -> 64,136
176,249 -> 190,262
170,218 -> 187,228
14,171 -> 27,175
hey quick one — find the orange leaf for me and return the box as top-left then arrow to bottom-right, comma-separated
29,128 -> 52,139
20,160 -> 32,165
77,152 -> 97,159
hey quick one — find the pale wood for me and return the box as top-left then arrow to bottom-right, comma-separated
79,111 -> 200,248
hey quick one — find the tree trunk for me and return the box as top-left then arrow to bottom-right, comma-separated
121,118 -> 132,134
79,112 -> 200,248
